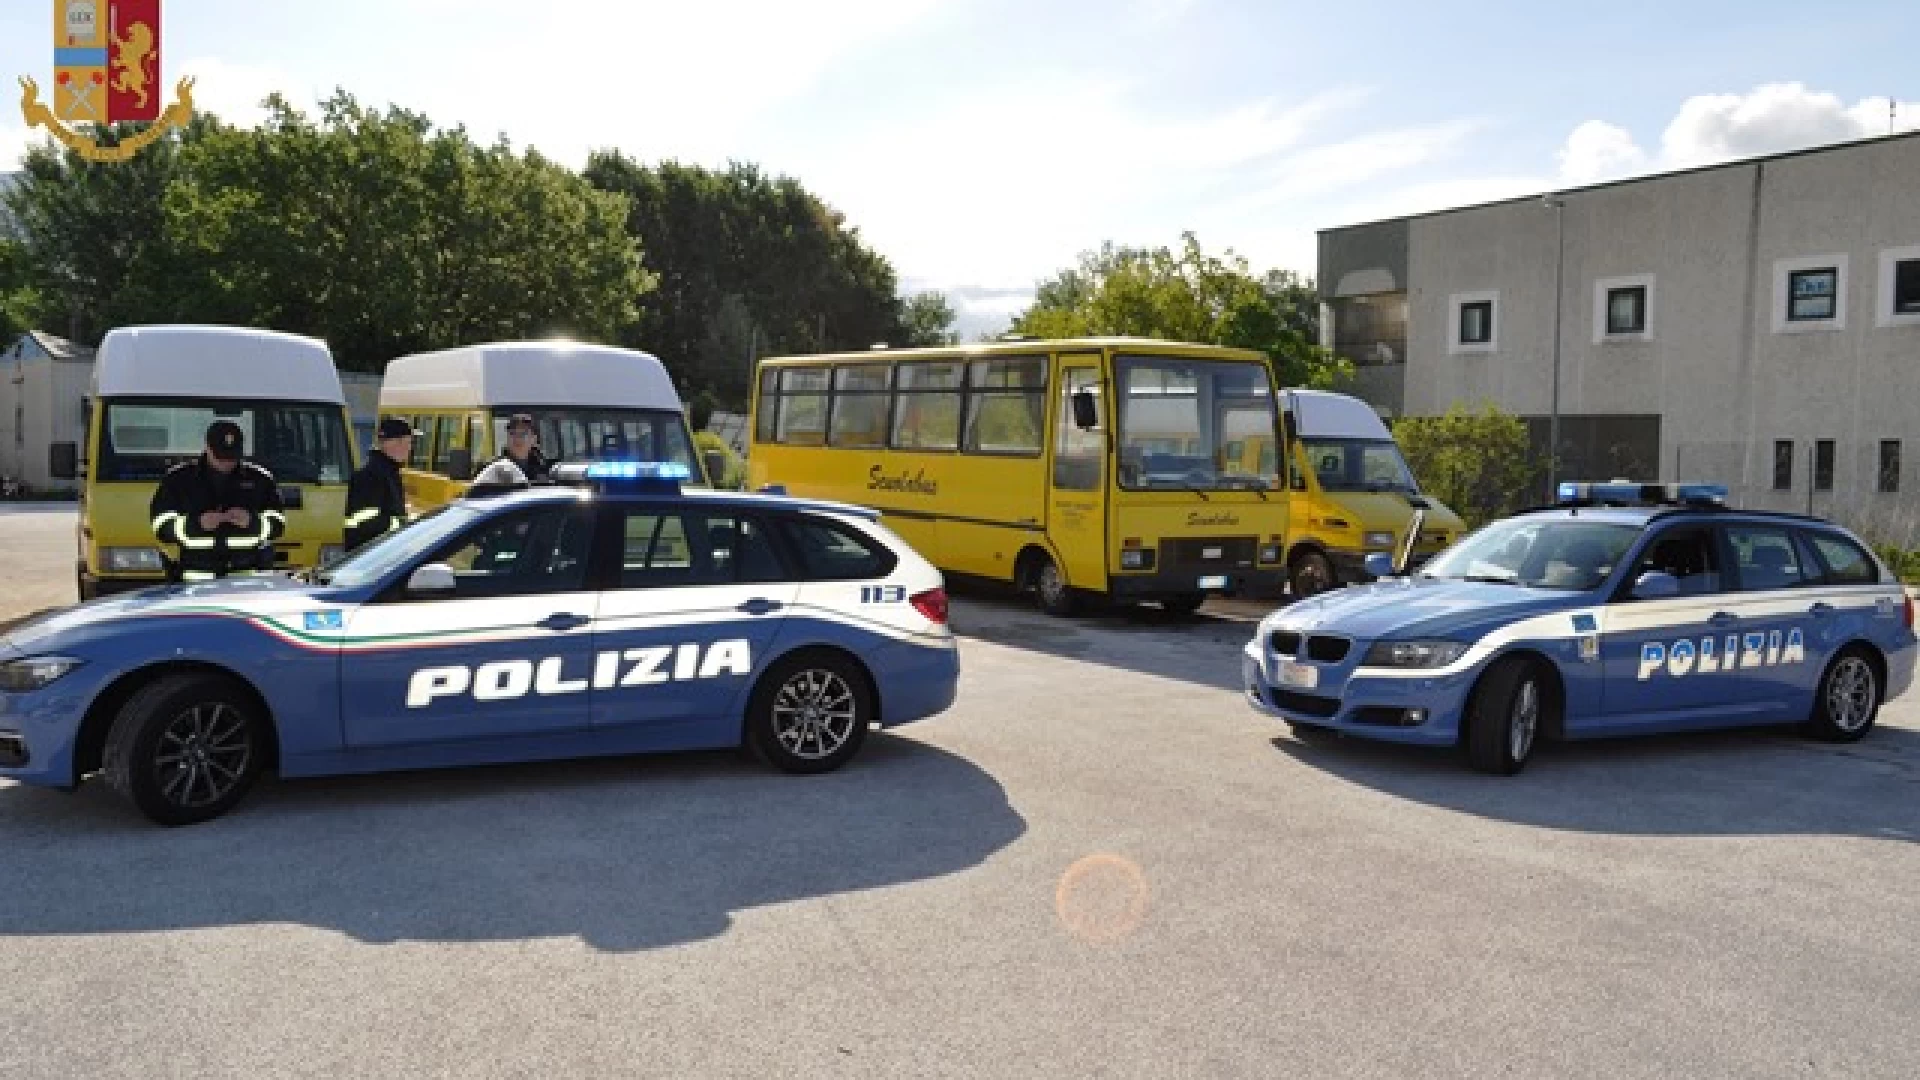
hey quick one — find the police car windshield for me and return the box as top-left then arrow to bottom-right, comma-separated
319,503 -> 479,589
1417,517 -> 1641,591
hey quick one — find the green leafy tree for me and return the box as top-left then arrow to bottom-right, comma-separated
1010,232 -> 1350,388
896,290 -> 958,347
1392,401 -> 1534,529
581,154 -> 906,409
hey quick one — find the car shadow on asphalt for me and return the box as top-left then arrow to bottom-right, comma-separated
1270,722 -> 1920,841
945,580 -> 1276,696
0,731 -> 1027,952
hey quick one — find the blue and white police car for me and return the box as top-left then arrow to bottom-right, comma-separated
1244,482 -> 1916,774
0,462 -> 959,825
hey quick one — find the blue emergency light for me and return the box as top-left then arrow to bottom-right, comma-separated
550,459 -> 691,494
1555,481 -> 1727,507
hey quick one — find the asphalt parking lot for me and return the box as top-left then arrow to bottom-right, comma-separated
3,502 -> 1918,1079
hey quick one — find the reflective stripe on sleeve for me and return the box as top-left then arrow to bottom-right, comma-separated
344,507 -> 383,528
181,570 -> 218,582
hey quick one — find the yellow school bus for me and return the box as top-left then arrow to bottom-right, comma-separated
375,340 -> 711,512
50,325 -> 359,599
746,337 -> 1293,615
1271,389 -> 1465,597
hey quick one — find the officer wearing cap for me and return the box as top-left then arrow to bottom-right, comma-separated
343,416 -> 415,554
482,412 -> 553,484
149,419 -> 289,583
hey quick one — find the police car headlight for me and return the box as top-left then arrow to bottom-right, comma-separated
0,656 -> 84,693
1364,531 -> 1394,548
102,547 -> 164,573
1362,640 -> 1468,668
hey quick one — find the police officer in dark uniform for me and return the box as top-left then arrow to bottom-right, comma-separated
482,412 -> 553,484
149,420 -> 289,583
343,417 -> 415,553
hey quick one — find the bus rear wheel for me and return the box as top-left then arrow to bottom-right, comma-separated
1033,553 -> 1079,617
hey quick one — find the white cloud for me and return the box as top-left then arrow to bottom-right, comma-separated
1556,120 -> 1647,185
1553,83 -> 1920,188
171,56 -> 315,128
0,122 -> 47,173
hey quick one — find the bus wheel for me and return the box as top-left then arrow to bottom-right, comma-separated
1289,549 -> 1336,599
1035,554 -> 1079,617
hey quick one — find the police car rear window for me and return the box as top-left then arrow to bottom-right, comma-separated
1804,530 -> 1879,585
778,516 -> 896,581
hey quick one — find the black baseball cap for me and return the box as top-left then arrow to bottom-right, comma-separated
206,420 -> 245,460
378,417 -> 416,440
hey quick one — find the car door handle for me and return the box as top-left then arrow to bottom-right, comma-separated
1809,602 -> 1835,617
736,597 -> 783,616
539,612 -> 589,631
1709,611 -> 1738,626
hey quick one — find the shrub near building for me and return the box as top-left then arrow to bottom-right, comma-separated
1392,402 -> 1533,530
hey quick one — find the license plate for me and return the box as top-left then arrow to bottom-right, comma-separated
1278,659 -> 1318,688
1198,574 -> 1228,590
1203,546 -> 1223,560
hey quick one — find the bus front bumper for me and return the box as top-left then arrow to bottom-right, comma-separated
1109,566 -> 1284,600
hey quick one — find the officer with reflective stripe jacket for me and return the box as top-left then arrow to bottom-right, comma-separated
149,420 -> 289,583
343,417 -> 414,554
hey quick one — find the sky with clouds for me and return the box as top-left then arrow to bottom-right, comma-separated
3,0 -> 1917,340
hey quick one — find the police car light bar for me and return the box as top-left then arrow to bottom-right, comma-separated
1555,481 -> 1728,507
550,460 -> 691,493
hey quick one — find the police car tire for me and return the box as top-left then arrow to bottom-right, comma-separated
1807,645 -> 1880,744
1465,656 -> 1542,776
102,671 -> 266,827
745,650 -> 873,775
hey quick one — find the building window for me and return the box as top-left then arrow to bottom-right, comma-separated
1606,287 -> 1646,334
1459,301 -> 1491,344
1881,440 -> 1902,493
1773,440 -> 1793,491
1788,268 -> 1838,322
1897,262 -> 1920,313
1447,291 -> 1498,355
1814,439 -> 1835,492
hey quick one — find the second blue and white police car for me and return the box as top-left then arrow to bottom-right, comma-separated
1244,482 -> 1916,773
0,461 -> 958,825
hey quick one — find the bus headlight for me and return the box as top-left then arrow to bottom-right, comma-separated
1362,640 -> 1469,668
1120,548 -> 1154,570
1259,544 -> 1282,564
1363,531 -> 1394,548
102,547 -> 164,573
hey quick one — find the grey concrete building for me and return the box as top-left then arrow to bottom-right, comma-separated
1,331 -> 92,495
1319,129 -> 1920,548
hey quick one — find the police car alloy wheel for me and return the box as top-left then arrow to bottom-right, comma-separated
747,650 -> 872,774
102,671 -> 266,827
1464,655 -> 1546,776
1809,647 -> 1880,743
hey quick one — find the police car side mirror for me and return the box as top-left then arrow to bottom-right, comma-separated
49,441 -> 78,481
1632,570 -> 1679,600
443,447 -> 473,481
1071,389 -> 1099,431
1364,552 -> 1397,579
406,562 -> 457,598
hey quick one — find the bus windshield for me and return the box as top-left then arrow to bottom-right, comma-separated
493,407 -> 699,473
1301,437 -> 1420,494
1113,356 -> 1281,491
97,398 -> 354,485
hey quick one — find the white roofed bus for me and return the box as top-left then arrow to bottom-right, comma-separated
52,324 -> 360,599
375,340 -> 712,511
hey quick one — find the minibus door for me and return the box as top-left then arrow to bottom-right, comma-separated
1048,355 -> 1108,593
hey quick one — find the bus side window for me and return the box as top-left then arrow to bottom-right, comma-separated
467,414 -> 490,463
430,415 -> 460,474
406,416 -> 432,470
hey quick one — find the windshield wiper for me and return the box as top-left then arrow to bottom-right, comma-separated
1461,573 -> 1521,585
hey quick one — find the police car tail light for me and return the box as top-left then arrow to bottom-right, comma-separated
910,588 -> 949,625
1906,592 -> 1914,632
1362,640 -> 1467,668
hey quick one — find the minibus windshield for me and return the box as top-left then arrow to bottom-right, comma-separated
492,407 -> 699,473
1301,437 -> 1420,494
1113,356 -> 1281,492
96,398 -> 354,485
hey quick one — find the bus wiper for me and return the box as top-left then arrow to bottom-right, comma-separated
1462,573 -> 1520,585
1182,481 -> 1210,501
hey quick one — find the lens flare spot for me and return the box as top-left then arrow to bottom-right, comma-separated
1054,853 -> 1149,944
